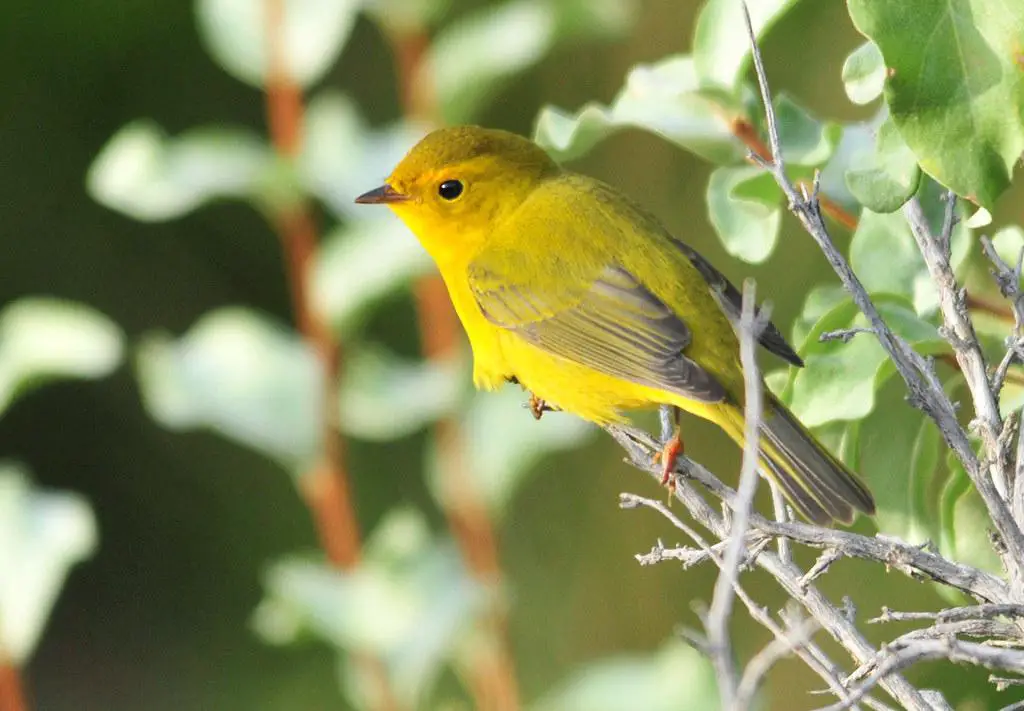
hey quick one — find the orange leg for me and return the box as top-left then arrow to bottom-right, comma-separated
653,407 -> 684,501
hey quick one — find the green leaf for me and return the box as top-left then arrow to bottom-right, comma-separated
0,299 -> 124,417
692,0 -> 801,90
991,224 -> 1024,271
849,186 -> 970,315
363,0 -> 452,34
313,219 -> 433,335
428,0 -> 556,124
253,508 -> 486,708
844,117 -> 921,213
773,94 -> 841,167
300,92 -> 426,220
534,56 -> 749,164
0,465 -> 97,664
87,121 -> 275,221
531,639 -> 719,711
428,387 -> 593,519
848,0 -> 1024,208
338,347 -> 468,441
841,41 -> 886,105
195,0 -> 359,89
939,452 -> 1002,576
706,166 -> 782,264
790,284 -> 848,348
818,110 -> 887,212
856,387 -> 941,542
134,308 -> 321,471
789,296 -> 942,426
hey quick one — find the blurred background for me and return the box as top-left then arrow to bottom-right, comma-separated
2,1 -> 1021,709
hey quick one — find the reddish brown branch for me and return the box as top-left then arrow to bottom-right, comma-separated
0,664 -> 27,711
264,3 -> 399,709
392,29 -> 521,711
731,117 -> 860,232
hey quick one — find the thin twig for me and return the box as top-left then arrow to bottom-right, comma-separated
870,604 -> 1024,625
621,494 -> 862,707
706,281 -> 769,709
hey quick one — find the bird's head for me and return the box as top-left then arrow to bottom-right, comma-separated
356,126 -> 557,263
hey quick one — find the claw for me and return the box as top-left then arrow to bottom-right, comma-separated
529,393 -> 546,420
653,420 -> 684,505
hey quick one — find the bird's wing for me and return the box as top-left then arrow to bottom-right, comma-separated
467,256 -> 728,404
671,240 -> 804,368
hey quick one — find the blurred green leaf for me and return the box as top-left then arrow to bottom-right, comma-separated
534,56 -> 748,164
706,165 -> 781,264
428,0 -> 556,124
692,0 -> 800,90
87,121 -> 275,221
0,299 -> 124,417
0,465 -> 97,664
300,92 -> 427,220
789,296 -> 942,426
195,0 -> 359,89
134,307 -> 321,471
773,94 -> 841,167
856,386 -> 940,542
991,224 -> 1024,271
313,218 -> 433,335
531,639 -> 719,711
428,0 -> 636,123
848,0 -> 1024,208
841,41 -> 886,106
790,284 -> 848,347
427,387 -> 593,519
849,187 -> 970,316
844,117 -> 921,213
254,508 -> 485,708
338,347 -> 468,441
940,452 -> 1002,576
818,110 -> 886,212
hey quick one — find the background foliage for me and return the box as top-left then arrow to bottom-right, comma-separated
2,0 -> 1023,709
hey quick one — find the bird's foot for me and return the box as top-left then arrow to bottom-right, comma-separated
528,393 -> 558,420
653,430 -> 684,504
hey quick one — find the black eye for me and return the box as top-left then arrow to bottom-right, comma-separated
438,179 -> 464,200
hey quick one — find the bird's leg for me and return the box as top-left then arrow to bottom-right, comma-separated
653,406 -> 684,501
528,393 -> 560,420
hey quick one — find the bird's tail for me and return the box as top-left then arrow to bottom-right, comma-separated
716,393 -> 875,525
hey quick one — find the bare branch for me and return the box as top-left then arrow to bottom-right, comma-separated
706,281 -> 769,709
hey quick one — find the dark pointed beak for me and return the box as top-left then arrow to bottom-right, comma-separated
354,184 -> 411,205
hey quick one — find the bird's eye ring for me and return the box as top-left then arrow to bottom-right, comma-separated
438,179 -> 464,200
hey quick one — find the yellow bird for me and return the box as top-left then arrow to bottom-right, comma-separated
356,126 -> 874,525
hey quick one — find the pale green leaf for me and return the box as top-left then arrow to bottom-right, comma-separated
312,218 -> 433,334
195,0 -> 359,88
338,348 -> 468,441
692,0 -> 801,90
254,508 -> 486,708
134,308 -> 321,470
0,465 -> 97,664
534,56 -> 748,164
841,41 -> 886,105
844,117 -> 921,213
300,92 -> 427,220
87,121 -> 273,221
774,94 -> 841,167
706,165 -> 781,264
428,388 -> 593,518
0,299 -> 124,417
532,639 -> 719,711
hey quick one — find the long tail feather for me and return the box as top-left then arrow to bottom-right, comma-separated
717,393 -> 875,525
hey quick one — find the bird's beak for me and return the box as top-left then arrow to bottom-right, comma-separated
354,184 -> 411,205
